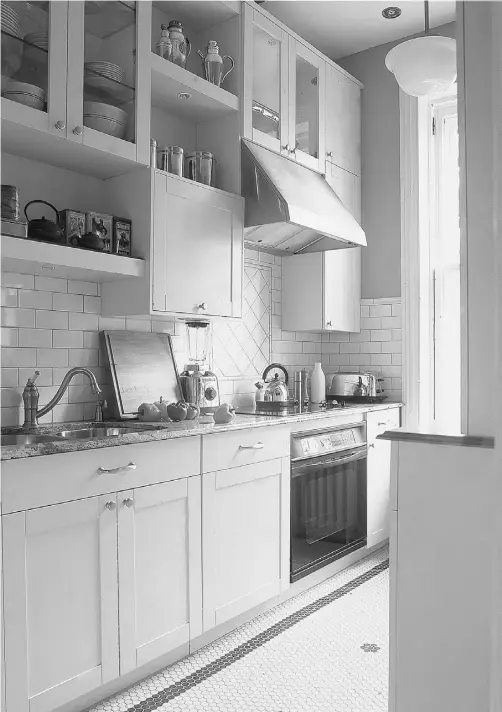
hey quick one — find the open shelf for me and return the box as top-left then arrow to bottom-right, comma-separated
150,53 -> 239,120
1,235 -> 145,282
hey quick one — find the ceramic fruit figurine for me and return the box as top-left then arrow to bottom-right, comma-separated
213,403 -> 236,424
166,401 -> 188,422
138,402 -> 161,422
185,403 -> 200,420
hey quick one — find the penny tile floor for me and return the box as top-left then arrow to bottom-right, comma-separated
90,546 -> 389,712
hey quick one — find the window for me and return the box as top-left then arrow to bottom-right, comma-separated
429,100 -> 460,431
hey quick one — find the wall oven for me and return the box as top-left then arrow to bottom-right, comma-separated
290,422 -> 367,582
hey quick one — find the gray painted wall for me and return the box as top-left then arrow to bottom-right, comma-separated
338,22 -> 456,299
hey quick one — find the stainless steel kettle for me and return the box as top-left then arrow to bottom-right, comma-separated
262,363 -> 289,403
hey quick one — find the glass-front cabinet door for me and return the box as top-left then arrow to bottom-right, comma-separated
1,1 -> 68,137
243,6 -> 289,155
66,0 -> 149,165
289,38 -> 325,172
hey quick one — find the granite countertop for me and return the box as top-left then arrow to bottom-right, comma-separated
1,402 -> 402,462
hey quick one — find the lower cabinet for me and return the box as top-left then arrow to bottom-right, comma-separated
202,457 -> 290,632
366,408 -> 401,548
2,477 -> 202,712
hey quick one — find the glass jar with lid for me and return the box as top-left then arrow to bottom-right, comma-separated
157,145 -> 184,176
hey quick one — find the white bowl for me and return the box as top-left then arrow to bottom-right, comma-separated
4,80 -> 45,98
83,113 -> 126,138
2,90 -> 44,110
83,100 -> 127,124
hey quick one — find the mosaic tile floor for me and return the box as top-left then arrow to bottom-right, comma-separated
90,547 -> 389,712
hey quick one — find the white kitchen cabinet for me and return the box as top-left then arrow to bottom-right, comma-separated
202,457 -> 290,632
366,408 -> 401,548
282,247 -> 361,333
1,1 -> 150,177
282,158 -> 362,333
2,494 -> 119,712
118,477 -> 202,674
102,168 -> 244,319
325,64 -> 361,177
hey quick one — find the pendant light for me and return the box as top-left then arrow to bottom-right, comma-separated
385,1 -> 456,97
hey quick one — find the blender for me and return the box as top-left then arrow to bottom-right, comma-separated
179,320 -> 220,413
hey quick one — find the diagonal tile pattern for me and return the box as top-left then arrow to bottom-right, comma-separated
89,546 -> 389,712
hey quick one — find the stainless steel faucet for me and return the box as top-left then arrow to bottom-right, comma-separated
23,367 -> 102,428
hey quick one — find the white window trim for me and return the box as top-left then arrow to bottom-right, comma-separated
399,90 -> 464,432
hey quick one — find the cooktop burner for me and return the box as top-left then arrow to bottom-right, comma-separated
235,397 -> 386,417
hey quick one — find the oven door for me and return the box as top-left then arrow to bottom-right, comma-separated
290,445 -> 367,582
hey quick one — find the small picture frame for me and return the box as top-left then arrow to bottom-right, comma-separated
85,211 -> 113,253
113,217 -> 132,257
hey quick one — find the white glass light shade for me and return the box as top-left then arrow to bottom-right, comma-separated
385,35 -> 457,97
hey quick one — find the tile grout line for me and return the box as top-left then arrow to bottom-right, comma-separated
94,558 -> 389,712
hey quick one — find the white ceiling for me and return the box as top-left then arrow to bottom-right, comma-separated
263,0 -> 456,60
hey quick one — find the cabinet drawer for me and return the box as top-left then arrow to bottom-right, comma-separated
202,426 -> 289,473
1,437 -> 201,513
367,407 -> 401,441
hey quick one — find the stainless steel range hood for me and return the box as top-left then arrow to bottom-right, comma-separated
241,138 -> 366,254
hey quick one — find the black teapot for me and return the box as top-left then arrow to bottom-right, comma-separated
24,200 -> 63,243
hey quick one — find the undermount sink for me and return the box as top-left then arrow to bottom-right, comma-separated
1,434 -> 60,446
56,427 -> 143,440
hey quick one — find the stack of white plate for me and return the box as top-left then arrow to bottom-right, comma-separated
24,31 -> 49,50
1,4 -> 20,37
2,80 -> 45,110
85,61 -> 124,86
83,100 -> 127,139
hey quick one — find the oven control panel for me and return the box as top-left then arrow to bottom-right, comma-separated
291,425 -> 365,460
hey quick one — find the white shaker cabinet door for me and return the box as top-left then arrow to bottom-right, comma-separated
152,172 -> 243,318
118,477 -> 202,673
202,457 -> 290,632
325,65 -> 361,176
2,495 -> 119,712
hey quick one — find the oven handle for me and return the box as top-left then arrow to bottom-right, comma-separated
291,447 -> 367,472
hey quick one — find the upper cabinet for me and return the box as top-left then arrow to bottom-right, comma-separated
325,63 -> 361,177
1,1 -> 151,177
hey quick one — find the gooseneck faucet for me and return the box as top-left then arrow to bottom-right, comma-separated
23,368 -> 102,428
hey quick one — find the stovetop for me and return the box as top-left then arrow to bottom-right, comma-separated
235,402 -> 366,418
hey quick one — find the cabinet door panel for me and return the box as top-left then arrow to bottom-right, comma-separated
3,495 -> 118,712
325,161 -> 360,221
289,39 -> 325,172
202,457 -> 289,631
243,7 -> 289,154
324,248 -> 361,333
118,477 -> 202,673
325,66 -> 361,176
153,173 -> 243,318
367,438 -> 391,547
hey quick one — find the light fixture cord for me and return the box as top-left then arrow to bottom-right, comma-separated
424,0 -> 430,34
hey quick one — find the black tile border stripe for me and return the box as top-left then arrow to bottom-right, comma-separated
102,558 -> 389,712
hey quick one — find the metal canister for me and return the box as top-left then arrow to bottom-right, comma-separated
1,184 -> 19,220
150,138 -> 157,168
158,146 -> 184,176
294,369 -> 309,408
185,151 -> 216,187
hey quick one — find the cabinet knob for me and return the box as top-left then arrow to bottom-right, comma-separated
368,443 -> 375,449
289,146 -> 296,155
326,151 -> 333,158
105,500 -> 116,511
198,302 -> 208,310
55,120 -> 66,130
72,125 -> 83,136
123,498 -> 134,508
326,320 -> 332,327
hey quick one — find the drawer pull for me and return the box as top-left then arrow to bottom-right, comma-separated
239,442 -> 264,450
378,422 -> 388,426
97,462 -> 137,475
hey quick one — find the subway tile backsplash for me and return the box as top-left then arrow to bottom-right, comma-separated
1,254 -> 402,426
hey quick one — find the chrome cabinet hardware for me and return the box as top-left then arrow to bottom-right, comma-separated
326,150 -> 333,158
326,320 -> 332,327
55,120 -> 66,130
239,442 -> 264,450
368,443 -> 375,449
72,125 -> 83,136
378,421 -> 388,426
97,462 -> 137,475
198,302 -> 208,310
105,501 -> 116,511
123,498 -> 134,508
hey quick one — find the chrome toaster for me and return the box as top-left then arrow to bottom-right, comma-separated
328,372 -> 384,400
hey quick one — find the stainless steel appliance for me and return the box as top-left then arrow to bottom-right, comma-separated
328,372 -> 385,402
290,421 -> 367,582
241,138 -> 367,254
255,362 -> 295,415
179,320 -> 220,413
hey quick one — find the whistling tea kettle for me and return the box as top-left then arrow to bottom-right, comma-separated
25,200 -> 63,243
262,363 -> 289,403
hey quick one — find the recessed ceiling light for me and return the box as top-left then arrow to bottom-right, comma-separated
177,92 -> 191,100
382,6 -> 402,19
